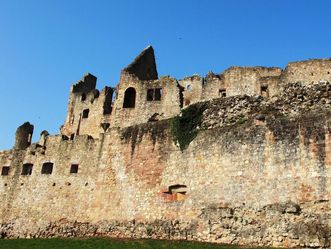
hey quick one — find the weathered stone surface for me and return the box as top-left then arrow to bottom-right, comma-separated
0,48 -> 330,248
0,201 -> 328,247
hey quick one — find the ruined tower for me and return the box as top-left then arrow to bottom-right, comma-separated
14,122 -> 34,150
121,45 -> 158,81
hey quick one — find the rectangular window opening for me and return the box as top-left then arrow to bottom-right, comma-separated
1,166 -> 10,176
103,87 -> 114,115
154,88 -> 162,101
22,163 -> 33,175
82,109 -> 89,118
147,88 -> 162,101
41,162 -> 53,175
70,164 -> 79,174
147,89 -> 154,101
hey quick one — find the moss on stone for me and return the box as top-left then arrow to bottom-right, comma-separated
170,103 -> 207,151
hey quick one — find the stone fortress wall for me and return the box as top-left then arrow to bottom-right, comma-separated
0,46 -> 330,248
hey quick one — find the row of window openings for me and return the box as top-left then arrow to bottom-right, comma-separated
80,92 -> 115,102
123,87 -> 163,109
81,88 -> 162,114
217,85 -> 269,98
1,163 -> 79,176
78,88 -> 163,113
80,71 -> 326,111
85,84 -> 269,111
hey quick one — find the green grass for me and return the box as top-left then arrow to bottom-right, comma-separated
0,238 -> 269,249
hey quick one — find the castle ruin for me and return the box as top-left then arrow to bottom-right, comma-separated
0,46 -> 330,247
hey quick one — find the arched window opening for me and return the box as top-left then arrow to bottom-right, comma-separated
123,87 -> 136,108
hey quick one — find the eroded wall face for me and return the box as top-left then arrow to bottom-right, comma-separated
0,113 -> 329,247
2,55 -> 331,247
61,87 -> 114,139
60,59 -> 331,133
0,135 -> 114,224
283,60 -> 331,85
179,76 -> 203,107
221,67 -> 282,97
111,74 -> 181,128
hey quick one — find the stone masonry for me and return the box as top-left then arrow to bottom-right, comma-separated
0,46 -> 330,248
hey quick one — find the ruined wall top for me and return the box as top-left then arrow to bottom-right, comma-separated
121,45 -> 158,81
71,73 -> 97,93
5,47 -> 331,148
14,122 -> 34,150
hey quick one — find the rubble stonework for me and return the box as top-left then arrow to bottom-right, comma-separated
0,46 -> 330,248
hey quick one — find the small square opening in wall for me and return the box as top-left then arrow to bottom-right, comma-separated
22,163 -> 33,175
82,109 -> 89,118
219,89 -> 226,98
1,166 -> 10,176
41,162 -> 53,174
163,184 -> 187,202
70,164 -> 79,174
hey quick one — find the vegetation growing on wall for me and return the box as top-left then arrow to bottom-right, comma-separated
0,237 -> 262,249
171,103 -> 207,151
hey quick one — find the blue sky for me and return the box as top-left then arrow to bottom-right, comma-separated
0,0 -> 330,149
